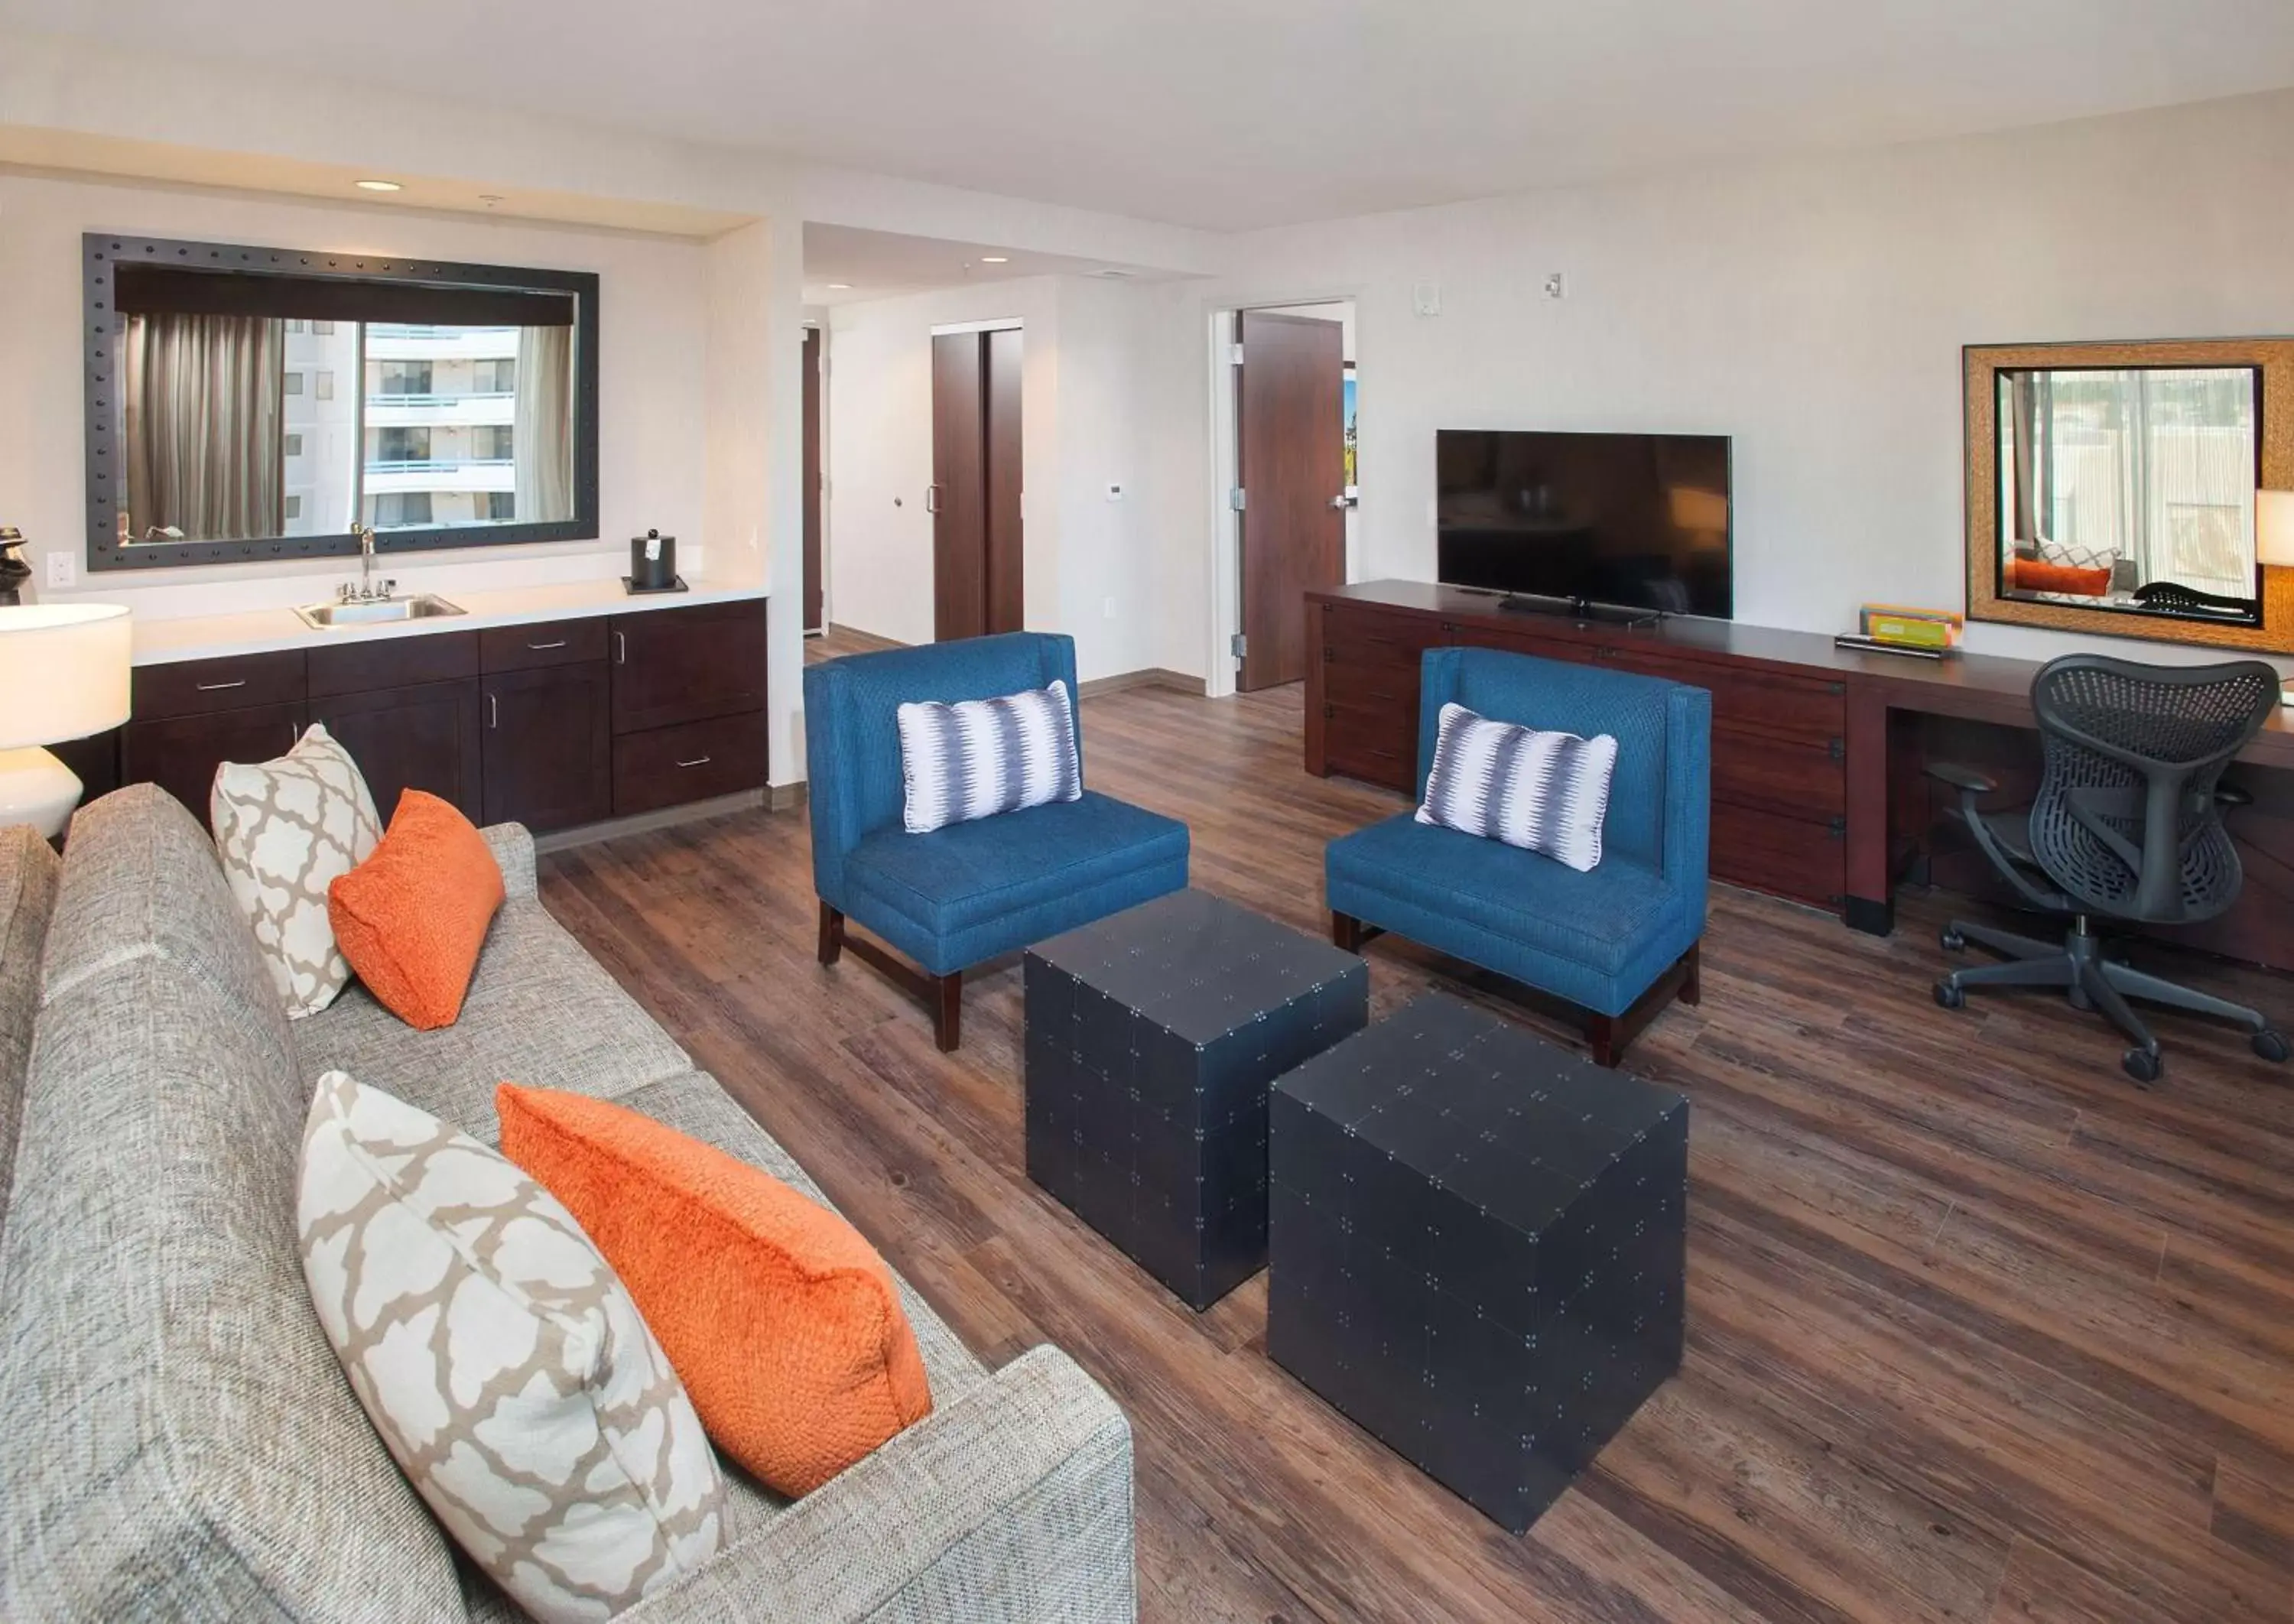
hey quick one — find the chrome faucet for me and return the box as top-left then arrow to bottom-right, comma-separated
340,526 -> 395,605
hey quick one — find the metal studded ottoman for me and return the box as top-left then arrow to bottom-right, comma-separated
1268,992 -> 1688,1533
1025,889 -> 1370,1310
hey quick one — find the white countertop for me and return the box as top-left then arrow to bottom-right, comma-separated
130,577 -> 768,666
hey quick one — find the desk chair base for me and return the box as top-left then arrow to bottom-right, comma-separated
1935,916 -> 2289,1086
819,904 -> 963,1051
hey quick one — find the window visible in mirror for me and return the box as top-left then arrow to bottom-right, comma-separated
284,372 -> 304,395
1995,365 -> 2260,619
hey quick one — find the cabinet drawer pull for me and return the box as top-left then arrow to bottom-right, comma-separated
195,679 -> 246,692
489,693 -> 499,729
527,638 -> 568,651
674,755 -> 713,769
615,632 -> 626,664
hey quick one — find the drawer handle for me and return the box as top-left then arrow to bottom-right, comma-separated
489,693 -> 499,729
527,638 -> 567,651
675,755 -> 713,769
195,679 -> 246,692
615,632 -> 626,665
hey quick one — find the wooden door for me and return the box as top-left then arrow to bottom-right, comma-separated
315,679 -> 484,823
802,326 -> 824,633
125,702 -> 307,818
482,664 -> 612,832
1236,310 -> 1346,690
609,599 -> 768,735
931,332 -> 989,641
984,326 -> 1025,635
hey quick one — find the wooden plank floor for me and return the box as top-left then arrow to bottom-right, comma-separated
544,648 -> 2294,1623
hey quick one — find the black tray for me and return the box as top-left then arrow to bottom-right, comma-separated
621,574 -> 690,596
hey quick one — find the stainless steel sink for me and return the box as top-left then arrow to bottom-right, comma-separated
294,594 -> 466,629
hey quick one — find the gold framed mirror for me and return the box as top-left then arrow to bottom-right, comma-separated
1964,336 -> 2294,653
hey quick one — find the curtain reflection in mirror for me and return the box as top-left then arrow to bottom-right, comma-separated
122,313 -> 285,541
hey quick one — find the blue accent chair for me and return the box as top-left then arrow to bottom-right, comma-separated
1325,646 -> 1711,1066
804,632 -> 1190,1050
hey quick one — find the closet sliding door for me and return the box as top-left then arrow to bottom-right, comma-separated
931,328 -> 1023,642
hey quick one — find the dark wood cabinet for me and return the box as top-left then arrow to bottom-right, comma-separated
316,679 -> 484,823
482,664 -> 613,831
609,599 -> 767,735
125,702 -> 307,817
117,595 -> 766,839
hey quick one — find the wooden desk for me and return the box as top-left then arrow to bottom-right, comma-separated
1306,581 -> 2294,971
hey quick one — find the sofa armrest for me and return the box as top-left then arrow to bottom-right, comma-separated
480,823 -> 538,899
623,1346 -> 1136,1624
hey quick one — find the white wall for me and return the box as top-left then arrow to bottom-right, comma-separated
0,171 -> 713,614
1162,87 -> 2294,675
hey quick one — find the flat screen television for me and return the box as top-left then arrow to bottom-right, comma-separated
1435,430 -> 1733,619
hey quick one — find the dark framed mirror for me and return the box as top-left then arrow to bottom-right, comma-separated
83,233 -> 599,573
1964,336 -> 2294,654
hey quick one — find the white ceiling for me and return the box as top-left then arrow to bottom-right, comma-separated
12,0 -> 2294,231
801,223 -> 1177,306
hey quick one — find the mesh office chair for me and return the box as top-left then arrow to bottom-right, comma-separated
1931,653 -> 2289,1085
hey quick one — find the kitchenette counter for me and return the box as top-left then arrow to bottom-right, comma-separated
127,576 -> 768,667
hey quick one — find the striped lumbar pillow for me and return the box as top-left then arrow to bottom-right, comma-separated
897,680 -> 1083,834
1416,702 -> 1620,872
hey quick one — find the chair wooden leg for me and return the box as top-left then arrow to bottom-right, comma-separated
817,902 -> 845,966
1587,1012 -> 1622,1068
1584,944 -> 1701,1068
932,972 -> 963,1052
1680,941 -> 1702,1007
1331,910 -> 1363,952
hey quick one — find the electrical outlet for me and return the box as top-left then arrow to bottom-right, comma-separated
1412,281 -> 1442,317
1105,482 -> 1124,502
44,551 -> 76,590
1103,596 -> 1117,620
1542,272 -> 1567,300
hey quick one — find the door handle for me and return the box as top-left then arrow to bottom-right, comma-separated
527,638 -> 567,651
196,679 -> 246,693
614,632 -> 626,664
924,485 -> 941,515
489,693 -> 499,729
674,755 -> 713,769
1330,495 -> 1351,509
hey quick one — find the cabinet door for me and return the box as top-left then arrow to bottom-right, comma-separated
609,599 -> 767,735
125,702 -> 308,820
316,680 -> 484,823
482,664 -> 612,833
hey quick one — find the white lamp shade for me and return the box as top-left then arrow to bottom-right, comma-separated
2260,489 -> 2294,570
0,604 -> 132,751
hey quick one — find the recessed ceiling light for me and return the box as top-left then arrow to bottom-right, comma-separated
980,255 -> 1009,264
827,282 -> 853,290
354,179 -> 402,193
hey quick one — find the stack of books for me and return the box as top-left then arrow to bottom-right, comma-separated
1834,605 -> 1964,659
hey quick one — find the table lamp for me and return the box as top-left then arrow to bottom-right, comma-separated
0,603 -> 132,837
2263,490 -> 2294,706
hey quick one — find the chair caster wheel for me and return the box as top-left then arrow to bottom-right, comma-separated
2122,1047 -> 2162,1086
2253,1028 -> 2290,1064
1939,927 -> 1966,953
1933,980 -> 1964,1011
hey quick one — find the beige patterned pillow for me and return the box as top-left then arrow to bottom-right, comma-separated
210,723 -> 382,1018
298,1072 -> 726,1622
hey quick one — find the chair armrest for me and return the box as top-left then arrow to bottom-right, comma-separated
1924,762 -> 1998,796
479,823 -> 538,898
622,1346 -> 1136,1624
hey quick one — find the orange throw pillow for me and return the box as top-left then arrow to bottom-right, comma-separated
2007,555 -> 2112,597
328,790 -> 505,1031
495,1083 -> 933,1496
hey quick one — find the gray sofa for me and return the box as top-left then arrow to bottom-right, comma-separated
0,788 -> 1136,1622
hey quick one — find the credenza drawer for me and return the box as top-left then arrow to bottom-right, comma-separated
612,711 -> 768,817
1597,647 -> 1845,745
1711,727 -> 1846,820
132,650 -> 306,720
308,630 -> 478,698
1323,699 -> 1416,791
1324,606 -> 1438,672
1711,801 -> 1843,908
1324,658 -> 1418,716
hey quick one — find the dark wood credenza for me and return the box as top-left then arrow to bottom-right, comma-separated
1307,581 -> 2294,972
60,596 -> 768,838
